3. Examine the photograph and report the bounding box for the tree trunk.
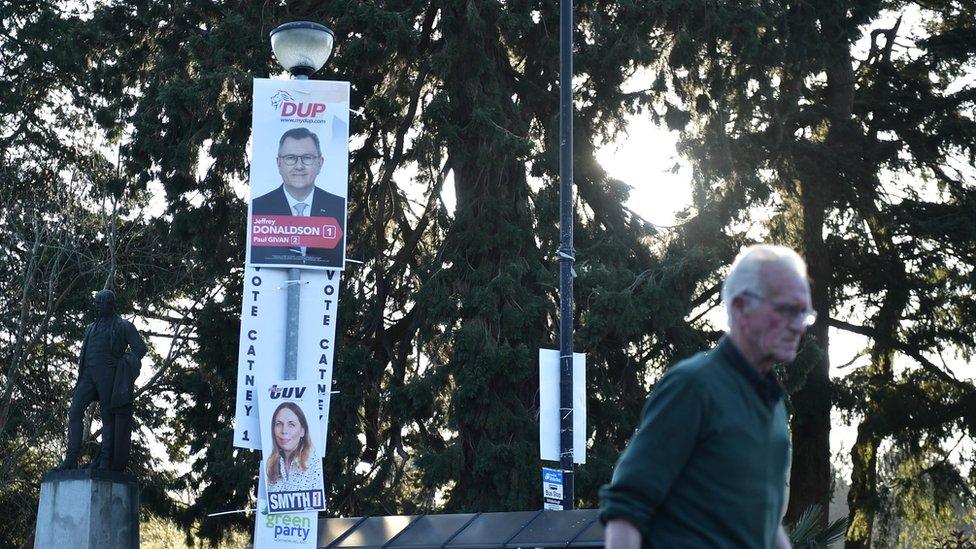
[786,194,832,523]
[844,190,910,548]
[786,3,855,523]
[845,423,881,549]
[434,2,546,511]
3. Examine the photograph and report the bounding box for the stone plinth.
[35,468,139,549]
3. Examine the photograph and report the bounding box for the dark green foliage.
[617,0,976,546]
[0,2,716,542]
[2,1,974,547]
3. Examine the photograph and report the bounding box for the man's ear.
[729,295,749,320]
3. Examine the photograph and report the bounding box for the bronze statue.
[57,289,147,471]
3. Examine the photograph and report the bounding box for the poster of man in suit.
[247,78,349,270]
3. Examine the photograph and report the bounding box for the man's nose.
[787,314,806,332]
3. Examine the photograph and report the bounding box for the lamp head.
[270,21,335,77]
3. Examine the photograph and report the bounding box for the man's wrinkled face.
[277,137,323,199]
[736,266,812,366]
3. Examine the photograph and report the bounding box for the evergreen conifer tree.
[2,2,973,546]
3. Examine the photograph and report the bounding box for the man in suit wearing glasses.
[250,127,345,268]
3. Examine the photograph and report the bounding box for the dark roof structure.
[316,509,604,549]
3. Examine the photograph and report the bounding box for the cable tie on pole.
[555,249,577,278]
[207,508,255,517]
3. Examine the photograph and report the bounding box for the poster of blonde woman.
[259,381,326,513]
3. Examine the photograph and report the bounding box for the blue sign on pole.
[542,467,564,510]
[543,468,562,484]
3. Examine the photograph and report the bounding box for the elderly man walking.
[600,244,815,548]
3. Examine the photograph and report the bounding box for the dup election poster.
[233,266,339,450]
[259,380,327,514]
[247,77,349,270]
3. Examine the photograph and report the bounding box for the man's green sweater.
[599,337,791,548]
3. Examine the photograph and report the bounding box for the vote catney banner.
[233,266,339,449]
[259,380,327,514]
[246,77,350,271]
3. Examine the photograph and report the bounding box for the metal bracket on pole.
[556,249,577,277]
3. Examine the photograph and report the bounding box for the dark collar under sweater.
[715,336,785,407]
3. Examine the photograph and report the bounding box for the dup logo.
[271,90,327,118]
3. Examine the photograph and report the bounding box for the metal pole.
[284,267,301,379]
[283,73,310,381]
[558,0,575,510]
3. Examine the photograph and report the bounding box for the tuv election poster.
[258,380,327,514]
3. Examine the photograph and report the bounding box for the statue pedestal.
[35,469,139,549]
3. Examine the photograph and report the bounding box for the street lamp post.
[558,0,575,510]
[269,21,336,381]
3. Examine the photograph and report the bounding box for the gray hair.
[722,244,807,323]
[279,127,322,155]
